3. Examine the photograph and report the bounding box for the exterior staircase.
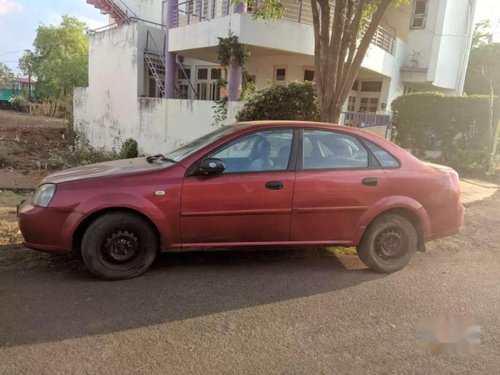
[86,0,135,24]
[144,51,166,97]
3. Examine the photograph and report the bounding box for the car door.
[180,128,297,246]
[291,128,388,243]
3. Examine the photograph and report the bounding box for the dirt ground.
[0,109,69,189]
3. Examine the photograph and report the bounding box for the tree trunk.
[320,102,342,123]
[488,79,497,172]
[312,0,392,124]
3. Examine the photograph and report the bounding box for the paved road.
[0,194,499,374]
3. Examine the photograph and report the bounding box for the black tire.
[81,212,158,280]
[357,213,417,273]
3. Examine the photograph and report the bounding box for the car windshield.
[163,126,240,162]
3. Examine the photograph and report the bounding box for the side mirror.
[199,158,225,175]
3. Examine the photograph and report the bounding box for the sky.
[0,0,499,75]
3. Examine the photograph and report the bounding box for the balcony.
[172,0,395,55]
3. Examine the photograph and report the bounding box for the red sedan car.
[18,121,464,280]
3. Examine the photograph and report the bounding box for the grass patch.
[327,246,357,256]
[0,190,31,207]
[0,191,31,245]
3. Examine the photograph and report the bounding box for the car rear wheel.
[357,213,417,273]
[81,212,158,280]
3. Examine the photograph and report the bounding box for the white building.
[74,0,476,153]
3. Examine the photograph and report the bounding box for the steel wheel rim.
[100,230,141,266]
[374,227,407,261]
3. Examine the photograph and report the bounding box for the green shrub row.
[391,93,499,170]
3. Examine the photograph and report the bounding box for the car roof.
[235,120,345,129]
[234,120,379,139]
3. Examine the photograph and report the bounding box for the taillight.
[448,170,460,198]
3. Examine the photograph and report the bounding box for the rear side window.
[303,130,369,169]
[363,140,400,168]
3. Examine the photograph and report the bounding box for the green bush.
[119,138,139,159]
[237,81,319,122]
[9,96,29,112]
[391,93,499,170]
[65,146,119,168]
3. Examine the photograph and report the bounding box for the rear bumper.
[426,202,465,241]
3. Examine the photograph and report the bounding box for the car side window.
[363,139,400,168]
[210,129,294,173]
[303,129,369,169]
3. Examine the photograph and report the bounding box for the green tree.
[470,20,493,49]
[464,22,500,171]
[0,63,14,87]
[19,16,89,104]
[249,0,408,122]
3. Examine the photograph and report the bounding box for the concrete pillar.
[228,56,242,101]
[164,0,178,99]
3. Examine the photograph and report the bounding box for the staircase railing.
[145,30,167,97]
[87,0,137,24]
[145,30,199,99]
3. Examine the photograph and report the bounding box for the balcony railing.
[173,0,230,27]
[172,0,396,55]
[341,111,392,128]
[366,23,395,54]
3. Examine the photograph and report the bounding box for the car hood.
[41,157,167,185]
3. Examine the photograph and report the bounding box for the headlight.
[33,184,57,207]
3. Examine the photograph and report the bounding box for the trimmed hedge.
[236,81,319,122]
[391,93,499,170]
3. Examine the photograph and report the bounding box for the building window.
[352,80,359,91]
[347,96,356,112]
[211,68,221,80]
[359,97,379,113]
[176,66,191,99]
[304,69,315,81]
[410,0,427,29]
[196,66,220,101]
[360,81,382,92]
[274,67,287,83]
[197,68,208,80]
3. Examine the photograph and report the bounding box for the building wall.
[75,22,243,154]
[406,0,475,92]
[381,3,412,42]
[75,91,242,153]
[118,0,164,24]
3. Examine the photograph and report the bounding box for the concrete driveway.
[460,179,498,204]
[0,189,499,374]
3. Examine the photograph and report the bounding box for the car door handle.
[362,177,378,186]
[265,181,284,190]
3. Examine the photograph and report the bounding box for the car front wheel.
[357,213,417,273]
[81,212,158,280]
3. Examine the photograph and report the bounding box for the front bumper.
[17,201,79,254]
